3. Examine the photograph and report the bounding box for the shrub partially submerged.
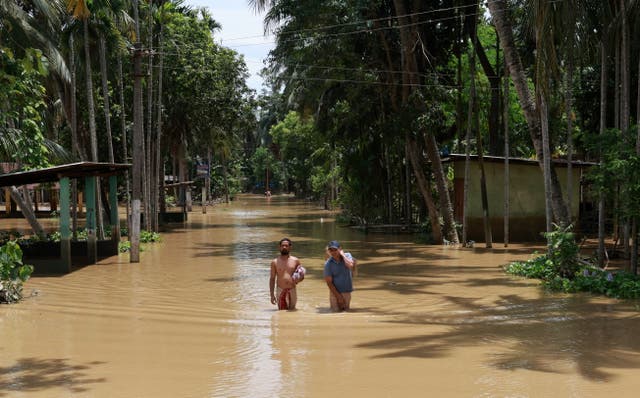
[505,225,640,299]
[0,241,34,304]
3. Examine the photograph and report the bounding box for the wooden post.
[4,188,10,214]
[202,185,206,214]
[34,188,40,212]
[78,190,84,216]
[109,175,120,245]
[85,176,97,263]
[59,177,72,272]
[181,185,187,220]
[50,188,58,212]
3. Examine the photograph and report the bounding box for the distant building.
[444,154,595,242]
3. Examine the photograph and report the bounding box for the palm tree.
[67,0,106,240]
[487,0,570,228]
[66,1,98,162]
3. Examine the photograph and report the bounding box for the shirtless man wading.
[269,238,305,310]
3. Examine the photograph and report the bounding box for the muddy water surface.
[1,195,640,397]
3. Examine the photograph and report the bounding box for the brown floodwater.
[1,194,640,397]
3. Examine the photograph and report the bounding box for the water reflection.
[1,194,639,397]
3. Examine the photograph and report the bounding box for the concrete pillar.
[109,175,120,245]
[59,177,71,272]
[85,176,97,263]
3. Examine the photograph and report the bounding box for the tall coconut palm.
[487,0,570,228]
[152,0,173,232]
[66,0,106,239]
[66,1,98,162]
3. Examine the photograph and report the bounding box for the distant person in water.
[270,238,305,310]
[324,240,356,311]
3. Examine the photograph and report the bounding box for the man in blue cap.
[323,240,357,311]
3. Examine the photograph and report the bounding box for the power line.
[154,4,496,51]
[142,61,490,90]
[219,2,482,43]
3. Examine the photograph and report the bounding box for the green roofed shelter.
[0,162,131,273]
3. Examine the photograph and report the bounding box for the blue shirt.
[324,253,354,293]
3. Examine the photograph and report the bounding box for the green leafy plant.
[140,231,161,243]
[544,224,581,278]
[0,241,34,303]
[118,241,131,253]
[0,231,23,246]
[505,225,640,299]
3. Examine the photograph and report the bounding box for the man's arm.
[269,261,277,304]
[340,250,355,270]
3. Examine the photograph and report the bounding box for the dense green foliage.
[0,46,59,167]
[0,241,34,303]
[505,226,640,299]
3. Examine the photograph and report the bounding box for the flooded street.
[1,194,640,397]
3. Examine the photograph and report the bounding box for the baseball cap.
[328,240,340,249]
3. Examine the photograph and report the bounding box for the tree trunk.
[69,33,81,159]
[565,57,574,220]
[621,0,631,261]
[10,187,45,238]
[117,51,130,234]
[83,19,97,162]
[406,139,442,244]
[83,18,105,240]
[145,19,154,233]
[634,21,640,273]
[99,35,114,163]
[205,149,211,210]
[597,38,609,267]
[477,118,493,248]
[98,34,114,242]
[503,59,510,247]
[462,37,475,245]
[540,91,553,245]
[423,131,458,244]
[69,33,80,240]
[393,0,458,243]
[223,158,230,205]
[404,143,411,225]
[154,23,166,233]
[384,143,393,223]
[637,37,640,155]
[487,0,569,226]
[468,14,500,155]
[470,12,492,247]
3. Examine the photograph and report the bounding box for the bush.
[118,241,131,253]
[0,241,34,304]
[505,254,556,280]
[545,224,581,278]
[140,231,161,243]
[505,225,640,299]
[118,230,161,253]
